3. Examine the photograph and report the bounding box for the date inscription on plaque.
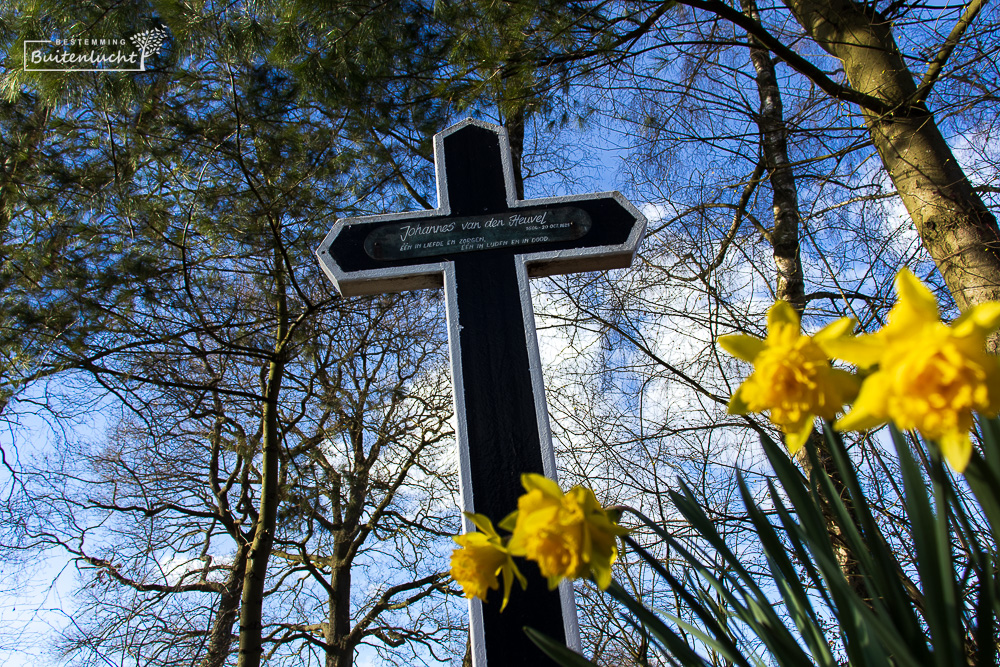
[363,206,592,261]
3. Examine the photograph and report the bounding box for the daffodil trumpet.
[718,300,859,454]
[501,473,629,591]
[450,512,525,611]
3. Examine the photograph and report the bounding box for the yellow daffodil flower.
[500,473,628,590]
[450,512,525,610]
[718,301,859,455]
[827,269,1000,472]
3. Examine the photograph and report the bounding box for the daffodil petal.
[453,531,488,548]
[499,557,526,612]
[813,316,857,342]
[952,301,1000,339]
[834,409,883,433]
[512,559,527,589]
[835,372,890,432]
[936,430,973,473]
[784,418,813,455]
[718,334,765,362]
[890,268,940,331]
[590,554,613,590]
[500,575,512,611]
[822,333,886,368]
[497,510,518,533]
[464,512,501,540]
[520,473,564,499]
[767,300,800,330]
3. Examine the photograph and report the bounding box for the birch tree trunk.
[782,0,1000,343]
[740,0,878,600]
[741,0,806,313]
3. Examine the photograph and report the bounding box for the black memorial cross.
[317,119,645,666]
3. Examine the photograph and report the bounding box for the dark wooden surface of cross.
[317,119,645,666]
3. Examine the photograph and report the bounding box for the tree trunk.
[237,246,289,667]
[783,0,1000,345]
[505,110,527,200]
[463,637,473,667]
[236,356,284,667]
[742,0,806,313]
[200,545,249,667]
[324,540,354,667]
[795,430,871,598]
[741,0,873,601]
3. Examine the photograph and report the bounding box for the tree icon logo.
[129,26,168,71]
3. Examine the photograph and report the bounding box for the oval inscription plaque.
[363,206,592,261]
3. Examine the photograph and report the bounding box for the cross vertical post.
[317,119,646,666]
